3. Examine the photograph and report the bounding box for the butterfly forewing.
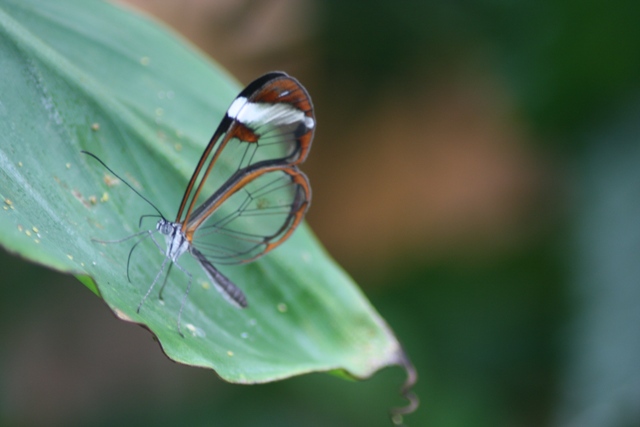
[188,167,310,265]
[235,74,314,166]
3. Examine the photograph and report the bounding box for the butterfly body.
[157,219,189,262]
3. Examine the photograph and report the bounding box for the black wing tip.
[237,71,294,99]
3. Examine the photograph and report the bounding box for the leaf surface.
[0,0,411,388]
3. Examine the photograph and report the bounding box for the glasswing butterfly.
[84,71,315,336]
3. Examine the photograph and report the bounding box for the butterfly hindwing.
[188,166,310,264]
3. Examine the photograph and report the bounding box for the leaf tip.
[389,350,419,425]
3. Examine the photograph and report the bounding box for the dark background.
[2,0,640,426]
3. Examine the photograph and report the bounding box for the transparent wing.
[187,166,310,265]
[176,72,314,225]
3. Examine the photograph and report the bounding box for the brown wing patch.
[229,122,259,143]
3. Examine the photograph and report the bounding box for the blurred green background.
[2,0,640,426]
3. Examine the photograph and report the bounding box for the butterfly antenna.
[81,151,165,218]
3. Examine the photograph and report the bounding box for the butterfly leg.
[148,230,166,255]
[137,255,170,314]
[169,260,192,338]
[91,228,151,245]
[91,229,156,283]
[145,230,174,300]
[145,230,193,336]
[158,262,173,302]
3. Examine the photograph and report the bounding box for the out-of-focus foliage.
[321,0,640,138]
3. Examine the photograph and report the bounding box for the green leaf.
[0,0,414,396]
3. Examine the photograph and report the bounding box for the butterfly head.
[156,218,176,236]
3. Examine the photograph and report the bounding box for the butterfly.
[83,71,315,335]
